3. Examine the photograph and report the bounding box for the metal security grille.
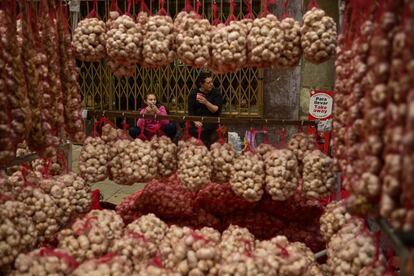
[74,0,264,116]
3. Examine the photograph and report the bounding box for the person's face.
[146,94,157,106]
[201,77,213,92]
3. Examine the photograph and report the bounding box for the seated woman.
[129,94,177,140]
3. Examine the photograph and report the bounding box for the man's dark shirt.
[188,88,223,117]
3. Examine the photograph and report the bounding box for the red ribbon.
[98,253,117,264]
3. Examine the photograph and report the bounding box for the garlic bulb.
[72,18,106,62]
[301,8,337,64]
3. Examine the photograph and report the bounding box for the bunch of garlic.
[72,18,106,62]
[126,213,168,245]
[230,152,265,202]
[255,143,275,161]
[17,186,60,242]
[161,226,221,275]
[264,149,299,200]
[106,13,143,77]
[277,17,302,68]
[219,225,256,260]
[110,139,158,185]
[176,12,211,68]
[78,137,109,184]
[177,138,212,191]
[57,172,91,213]
[247,14,284,67]
[302,150,335,199]
[58,210,124,262]
[288,133,316,163]
[152,136,178,178]
[210,142,236,183]
[158,225,192,270]
[210,21,248,73]
[142,15,176,67]
[320,200,352,242]
[12,248,78,275]
[327,219,385,275]
[301,7,337,64]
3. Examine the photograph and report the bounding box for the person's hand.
[145,106,153,113]
[152,105,160,114]
[196,94,208,105]
[194,121,203,128]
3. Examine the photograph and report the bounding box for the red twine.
[225,0,237,25]
[276,243,290,257]
[280,128,287,147]
[244,0,254,19]
[196,0,202,15]
[196,125,203,144]
[263,128,270,144]
[216,126,225,144]
[212,1,221,25]
[75,216,98,235]
[282,0,289,18]
[90,189,102,210]
[38,248,79,269]
[307,0,319,10]
[138,119,147,140]
[150,254,164,268]
[261,0,276,17]
[247,128,255,152]
[157,0,168,16]
[184,121,191,140]
[183,0,194,12]
[98,253,117,264]
[125,0,134,15]
[140,0,151,14]
[86,0,98,18]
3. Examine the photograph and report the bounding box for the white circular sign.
[309,93,333,119]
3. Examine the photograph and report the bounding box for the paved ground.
[71,145,145,205]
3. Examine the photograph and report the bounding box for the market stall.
[1,0,413,275]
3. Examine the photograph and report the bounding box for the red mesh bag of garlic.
[319,200,352,243]
[175,0,211,68]
[159,226,221,275]
[57,210,124,262]
[56,5,85,143]
[210,0,247,73]
[209,130,236,183]
[302,149,335,199]
[142,0,176,68]
[301,1,337,64]
[246,0,284,68]
[275,1,302,68]
[0,2,32,165]
[110,214,166,271]
[12,247,79,275]
[151,135,178,178]
[195,182,256,216]
[264,148,299,201]
[72,0,106,62]
[116,190,144,224]
[140,174,197,219]
[109,137,158,185]
[230,151,265,202]
[78,120,110,184]
[17,0,57,156]
[177,136,212,191]
[106,0,143,77]
[327,219,386,275]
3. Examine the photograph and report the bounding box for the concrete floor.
[71,145,146,205]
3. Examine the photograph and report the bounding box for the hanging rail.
[86,109,318,126]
